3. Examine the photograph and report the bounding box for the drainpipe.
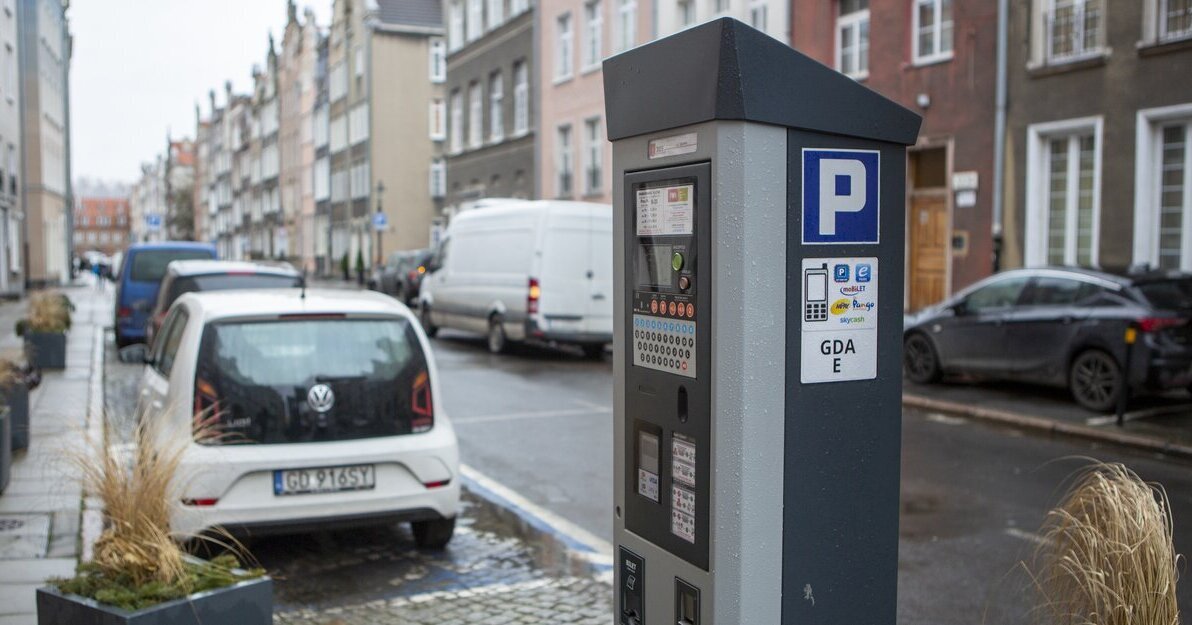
[991,0,1009,273]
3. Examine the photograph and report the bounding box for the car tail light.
[117,306,132,318]
[408,270,418,281]
[423,480,451,489]
[1138,317,1186,333]
[527,278,540,315]
[182,498,219,507]
[193,377,219,420]
[411,371,433,433]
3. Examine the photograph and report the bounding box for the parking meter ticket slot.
[800,258,879,384]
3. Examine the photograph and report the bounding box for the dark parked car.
[377,249,431,304]
[146,260,303,345]
[903,267,1192,412]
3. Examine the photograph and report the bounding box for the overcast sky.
[69,1,332,184]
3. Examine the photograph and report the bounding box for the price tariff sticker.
[672,485,696,516]
[672,436,696,465]
[671,508,696,543]
[672,459,696,488]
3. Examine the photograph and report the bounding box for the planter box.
[37,576,272,625]
[25,332,66,370]
[6,383,28,450]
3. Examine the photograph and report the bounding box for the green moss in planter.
[49,554,264,612]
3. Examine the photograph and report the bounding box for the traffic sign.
[145,214,163,231]
[802,149,880,244]
[372,212,388,231]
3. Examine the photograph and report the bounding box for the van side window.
[155,308,189,378]
[433,239,450,271]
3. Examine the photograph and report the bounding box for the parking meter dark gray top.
[605,17,920,625]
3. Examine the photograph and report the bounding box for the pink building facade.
[537,0,652,205]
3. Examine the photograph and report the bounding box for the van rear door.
[539,211,613,338]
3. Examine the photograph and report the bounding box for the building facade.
[326,0,444,275]
[0,0,22,296]
[444,0,535,209]
[164,138,195,240]
[656,0,789,42]
[279,2,320,272]
[17,0,70,286]
[72,181,130,256]
[248,46,282,259]
[1003,0,1192,274]
[129,157,165,243]
[792,0,997,311]
[192,105,211,244]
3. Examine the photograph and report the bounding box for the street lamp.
[375,180,386,267]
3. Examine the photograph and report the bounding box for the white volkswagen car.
[136,288,460,548]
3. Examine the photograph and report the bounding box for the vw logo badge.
[307,384,335,413]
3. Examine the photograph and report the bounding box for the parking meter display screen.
[638,430,660,502]
[639,245,673,287]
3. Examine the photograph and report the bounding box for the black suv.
[903,267,1192,412]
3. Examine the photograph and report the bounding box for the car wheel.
[487,316,507,354]
[1069,349,1122,413]
[581,344,605,360]
[903,333,942,384]
[411,517,456,550]
[420,305,439,338]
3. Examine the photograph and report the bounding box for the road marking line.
[452,405,611,424]
[461,463,614,569]
[1004,527,1048,546]
[925,412,967,426]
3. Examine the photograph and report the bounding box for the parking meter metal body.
[605,19,921,625]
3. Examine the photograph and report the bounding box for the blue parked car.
[114,242,216,347]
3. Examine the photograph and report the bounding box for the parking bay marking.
[451,405,612,425]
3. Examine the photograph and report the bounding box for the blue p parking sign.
[802,149,880,245]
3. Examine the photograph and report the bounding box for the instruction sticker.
[636,185,694,236]
[648,132,698,159]
[800,258,878,383]
[671,508,696,543]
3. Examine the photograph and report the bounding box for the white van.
[417,200,612,356]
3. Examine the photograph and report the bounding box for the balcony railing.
[1045,0,1105,64]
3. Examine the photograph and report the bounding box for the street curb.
[79,318,106,562]
[460,464,614,576]
[902,393,1192,460]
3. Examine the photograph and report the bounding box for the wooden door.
[908,192,948,311]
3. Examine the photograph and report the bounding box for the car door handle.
[592,293,606,301]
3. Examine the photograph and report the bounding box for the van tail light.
[117,306,132,319]
[182,498,219,507]
[408,270,418,282]
[527,278,540,315]
[411,371,433,433]
[423,480,451,489]
[1138,317,1187,333]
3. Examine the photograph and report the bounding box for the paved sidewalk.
[0,286,107,625]
[904,378,1192,458]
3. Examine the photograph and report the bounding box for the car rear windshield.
[163,273,302,310]
[194,317,433,445]
[131,250,214,282]
[1135,279,1192,312]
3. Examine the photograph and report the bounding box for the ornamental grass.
[1030,462,1182,625]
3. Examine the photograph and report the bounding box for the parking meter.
[605,19,921,625]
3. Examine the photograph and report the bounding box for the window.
[329,63,347,101]
[489,72,504,143]
[511,0,529,15]
[153,307,189,378]
[350,161,370,199]
[3,44,12,100]
[964,277,1028,312]
[557,125,573,197]
[714,0,731,14]
[913,0,953,63]
[468,82,483,149]
[1136,107,1192,272]
[749,0,767,31]
[556,13,574,81]
[430,98,447,141]
[1161,0,1192,40]
[430,159,446,198]
[1026,118,1102,267]
[678,0,695,27]
[450,89,464,154]
[354,47,364,78]
[1046,0,1104,63]
[329,114,347,152]
[513,61,529,136]
[315,157,330,200]
[1019,277,1089,306]
[584,117,603,195]
[449,0,465,51]
[429,38,446,82]
[584,1,603,69]
[487,0,504,29]
[467,0,484,41]
[616,0,636,52]
[7,210,16,270]
[349,103,369,145]
[837,0,869,79]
